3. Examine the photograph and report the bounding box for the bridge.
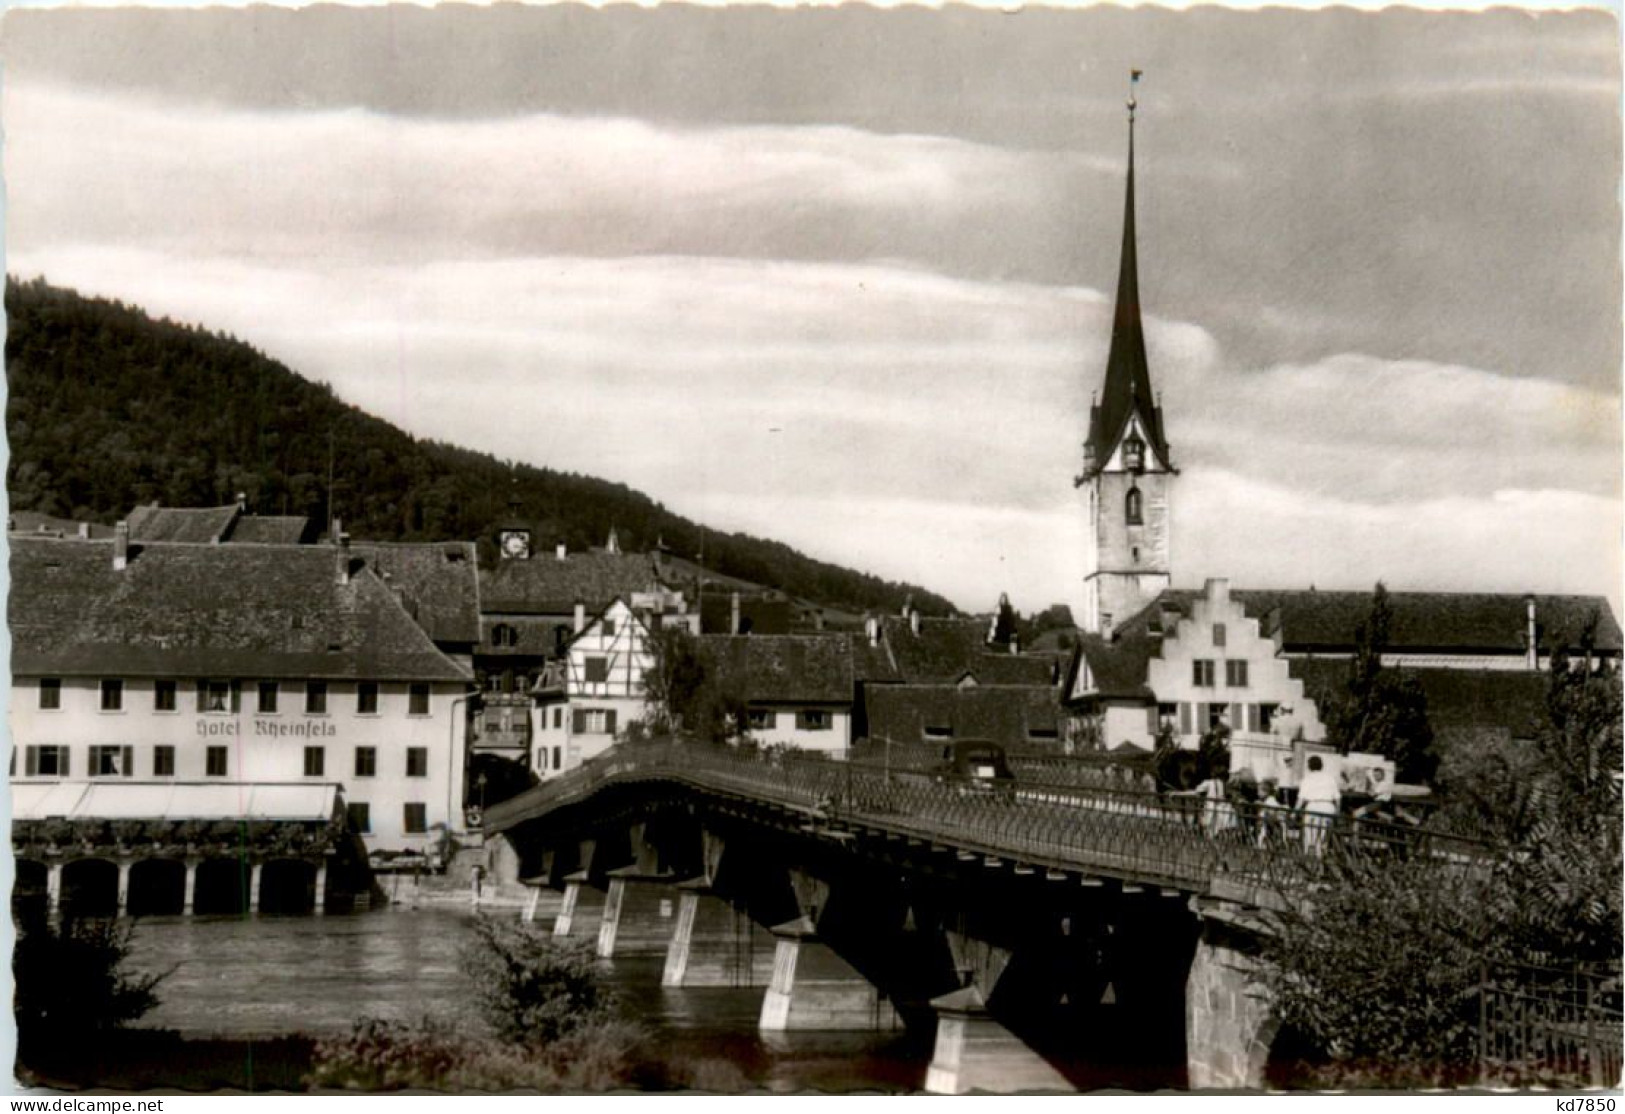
[485,740,1491,1092]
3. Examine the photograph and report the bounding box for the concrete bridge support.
[553,871,607,940]
[759,915,901,1032]
[925,984,1073,1094]
[662,882,777,988]
[1185,899,1278,1091]
[596,867,685,958]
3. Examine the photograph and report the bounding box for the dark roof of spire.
[1084,110,1172,475]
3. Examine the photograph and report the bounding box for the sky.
[2,5,1620,616]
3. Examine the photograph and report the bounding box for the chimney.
[573,600,587,633]
[77,522,90,540]
[730,592,741,636]
[336,531,353,585]
[909,608,921,636]
[865,615,880,647]
[555,542,567,562]
[1525,595,1538,671]
[606,527,620,555]
[113,521,130,571]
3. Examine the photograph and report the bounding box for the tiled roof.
[10,537,470,682]
[1288,658,1550,737]
[352,541,481,645]
[864,684,1062,750]
[850,633,901,683]
[1117,588,1622,655]
[697,634,854,705]
[229,516,316,545]
[481,615,573,658]
[8,512,115,539]
[127,503,240,544]
[879,616,1055,685]
[1071,632,1157,700]
[480,551,664,615]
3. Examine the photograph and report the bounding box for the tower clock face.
[500,530,531,559]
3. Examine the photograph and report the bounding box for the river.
[123,908,933,1093]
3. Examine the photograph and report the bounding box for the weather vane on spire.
[1128,68,1142,122]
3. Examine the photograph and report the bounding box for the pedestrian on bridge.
[1298,755,1341,853]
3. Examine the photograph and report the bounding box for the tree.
[989,593,1019,646]
[641,627,745,743]
[1319,584,1437,783]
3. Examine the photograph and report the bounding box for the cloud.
[3,80,1080,270]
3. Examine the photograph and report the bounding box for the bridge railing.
[486,740,1497,895]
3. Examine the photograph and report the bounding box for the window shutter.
[25,747,37,777]
[1231,703,1244,732]
[196,680,208,712]
[1146,706,1158,733]
[59,747,69,777]
[1179,703,1192,736]
[605,710,617,736]
[571,709,586,734]
[1246,704,1259,733]
[230,681,242,713]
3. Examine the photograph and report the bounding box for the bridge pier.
[925,984,1074,1094]
[662,881,777,988]
[553,870,606,941]
[1185,898,1277,1091]
[759,916,901,1032]
[597,868,684,958]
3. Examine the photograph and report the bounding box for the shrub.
[459,916,616,1045]
[14,913,167,1067]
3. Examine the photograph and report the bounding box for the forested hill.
[4,277,956,617]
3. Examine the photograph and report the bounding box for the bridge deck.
[486,741,1494,897]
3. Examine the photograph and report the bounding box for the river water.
[123,908,932,1093]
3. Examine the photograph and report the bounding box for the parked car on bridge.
[936,740,1015,796]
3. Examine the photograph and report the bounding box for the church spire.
[1081,70,1172,482]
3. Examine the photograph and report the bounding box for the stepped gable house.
[10,528,473,853]
[1064,96,1620,771]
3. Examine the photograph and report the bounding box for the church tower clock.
[1076,73,1176,635]
[497,486,532,561]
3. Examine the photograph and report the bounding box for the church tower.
[1076,74,1176,636]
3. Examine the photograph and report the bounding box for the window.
[202,680,232,713]
[357,682,379,715]
[796,709,833,731]
[306,681,328,715]
[259,681,279,714]
[1157,702,1179,726]
[409,683,430,716]
[154,680,177,712]
[1225,660,1249,688]
[154,746,175,777]
[571,708,616,735]
[552,707,562,729]
[355,747,377,777]
[304,746,325,777]
[1204,703,1229,732]
[583,657,609,684]
[747,709,777,731]
[491,624,517,647]
[551,745,562,771]
[601,619,616,638]
[923,724,952,740]
[403,803,428,834]
[406,747,428,778]
[206,746,228,777]
[1125,487,1143,526]
[25,745,68,777]
[1192,660,1215,687]
[1212,623,1227,648]
[90,745,133,777]
[38,679,61,710]
[100,678,124,711]
[1251,703,1279,734]
[348,802,371,834]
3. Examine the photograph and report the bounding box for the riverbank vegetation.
[1262,626,1622,1088]
[307,914,748,1092]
